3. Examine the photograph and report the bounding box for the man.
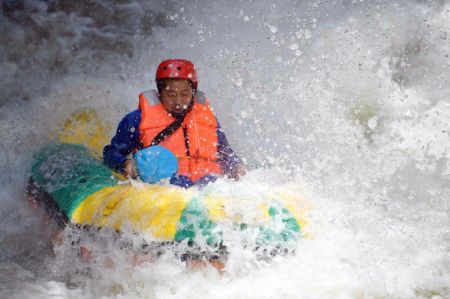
[104,59,244,187]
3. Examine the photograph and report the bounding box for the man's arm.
[216,121,245,179]
[103,110,141,173]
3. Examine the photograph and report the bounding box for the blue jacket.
[103,109,242,188]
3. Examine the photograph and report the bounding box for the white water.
[0,0,449,298]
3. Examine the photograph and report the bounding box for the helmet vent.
[163,66,167,70]
[177,66,182,70]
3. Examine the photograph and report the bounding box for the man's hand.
[124,159,138,178]
[229,164,246,181]
[235,164,246,180]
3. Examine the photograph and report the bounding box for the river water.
[0,1,449,298]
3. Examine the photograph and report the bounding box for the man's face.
[160,79,193,115]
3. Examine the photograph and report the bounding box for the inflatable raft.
[27,109,309,259]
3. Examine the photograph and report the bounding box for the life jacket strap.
[149,101,193,147]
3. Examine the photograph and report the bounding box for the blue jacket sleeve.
[103,109,141,173]
[216,120,243,178]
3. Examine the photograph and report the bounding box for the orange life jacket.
[138,90,223,182]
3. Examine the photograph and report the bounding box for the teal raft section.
[175,197,303,250]
[30,143,304,252]
[30,143,118,218]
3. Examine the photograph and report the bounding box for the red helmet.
[155,59,198,90]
